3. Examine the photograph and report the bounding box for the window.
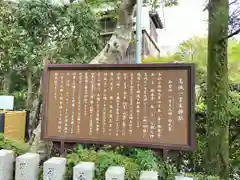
[99,18,117,33]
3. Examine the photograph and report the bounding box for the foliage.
[0,0,239,178]
[0,133,29,156]
[49,2,103,63]
[192,90,239,179]
[147,37,240,85]
[61,145,219,180]
[142,37,240,178]
[89,0,179,10]
[14,0,103,63]
[205,2,229,176]
[143,54,179,63]
[183,173,220,180]
[228,91,240,172]
[0,132,227,179]
[175,37,240,84]
[0,0,103,108]
[145,0,178,10]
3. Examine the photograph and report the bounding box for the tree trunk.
[26,69,33,110]
[3,69,12,93]
[204,0,229,179]
[90,0,136,64]
[29,0,136,160]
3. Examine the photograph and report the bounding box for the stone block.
[105,166,125,180]
[15,153,40,180]
[43,157,66,180]
[0,149,14,180]
[140,171,158,180]
[73,162,95,180]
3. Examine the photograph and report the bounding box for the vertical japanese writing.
[96,72,101,134]
[122,72,128,137]
[84,72,89,117]
[102,72,108,134]
[168,79,173,132]
[108,72,114,135]
[177,77,184,121]
[19,162,26,179]
[49,68,190,145]
[64,72,70,135]
[46,168,54,180]
[136,73,141,128]
[70,73,76,134]
[89,72,95,136]
[115,72,121,136]
[129,73,134,135]
[149,72,156,139]
[142,72,149,138]
[76,172,87,180]
[53,73,58,100]
[77,72,82,133]
[58,74,64,133]
[156,72,162,138]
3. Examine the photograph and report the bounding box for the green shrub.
[62,145,220,180]
[64,145,163,180]
[184,173,220,180]
[0,134,221,180]
[0,133,29,155]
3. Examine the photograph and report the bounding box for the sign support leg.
[60,141,65,154]
[163,149,168,161]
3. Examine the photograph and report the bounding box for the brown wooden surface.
[42,63,195,151]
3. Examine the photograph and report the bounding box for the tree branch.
[203,0,210,11]
[225,27,240,39]
[229,0,238,6]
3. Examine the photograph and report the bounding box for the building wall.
[99,6,160,45]
[142,31,160,58]
[132,6,159,43]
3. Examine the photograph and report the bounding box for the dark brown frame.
[42,63,196,151]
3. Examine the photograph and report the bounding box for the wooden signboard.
[42,63,195,151]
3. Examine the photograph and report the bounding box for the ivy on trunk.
[204,0,230,179]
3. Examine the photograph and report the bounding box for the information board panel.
[42,63,195,151]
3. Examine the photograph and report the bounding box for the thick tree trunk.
[26,70,33,109]
[90,0,136,64]
[29,0,136,160]
[3,69,12,93]
[204,0,229,179]
[29,57,53,160]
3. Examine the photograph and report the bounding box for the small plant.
[0,133,29,156]
[184,173,220,180]
[62,145,220,180]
